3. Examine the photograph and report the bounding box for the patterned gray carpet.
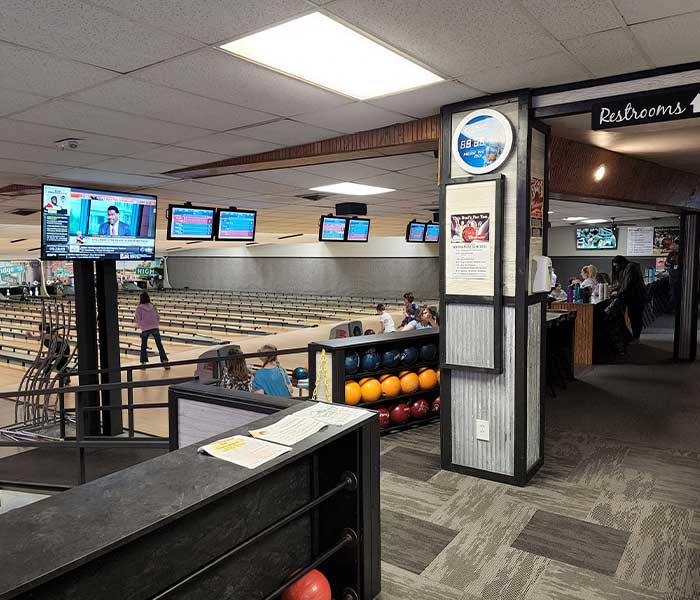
[378,419,699,599]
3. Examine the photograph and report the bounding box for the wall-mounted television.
[406,221,426,242]
[576,226,618,250]
[41,184,157,261]
[319,215,347,242]
[346,217,370,242]
[424,222,440,243]
[215,209,257,241]
[167,205,215,241]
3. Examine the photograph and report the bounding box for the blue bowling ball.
[419,343,438,362]
[400,346,419,365]
[360,348,381,371]
[344,351,360,374]
[292,367,308,380]
[381,349,401,369]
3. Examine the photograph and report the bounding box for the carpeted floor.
[377,325,700,600]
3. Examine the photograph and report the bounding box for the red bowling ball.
[378,407,391,429]
[410,399,429,419]
[389,402,410,425]
[282,570,331,600]
[431,396,440,414]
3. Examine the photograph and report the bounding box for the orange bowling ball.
[418,368,437,390]
[399,372,420,394]
[381,375,401,398]
[344,381,361,405]
[359,377,373,386]
[360,378,382,403]
[436,368,440,384]
[379,374,392,382]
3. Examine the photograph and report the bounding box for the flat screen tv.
[346,217,370,242]
[406,221,426,243]
[41,184,157,261]
[319,216,347,241]
[215,209,257,241]
[424,222,440,243]
[576,226,618,250]
[167,205,215,240]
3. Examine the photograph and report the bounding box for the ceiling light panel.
[310,182,394,196]
[220,13,443,100]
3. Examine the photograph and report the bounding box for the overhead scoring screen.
[347,218,370,242]
[319,216,347,241]
[168,205,215,240]
[216,209,257,241]
[424,223,440,243]
[41,185,157,261]
[406,222,426,242]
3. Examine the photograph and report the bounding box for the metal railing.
[0,346,310,486]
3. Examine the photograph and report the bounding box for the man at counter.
[610,255,647,340]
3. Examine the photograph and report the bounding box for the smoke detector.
[55,138,82,151]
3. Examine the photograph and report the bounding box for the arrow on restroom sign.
[691,93,700,113]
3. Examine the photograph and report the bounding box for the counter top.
[0,399,374,599]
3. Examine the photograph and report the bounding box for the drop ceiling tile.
[354,172,430,190]
[0,141,107,167]
[459,52,591,93]
[11,101,211,145]
[240,169,341,188]
[368,80,482,118]
[0,88,50,117]
[49,168,172,187]
[357,153,436,171]
[86,157,184,176]
[296,162,390,181]
[68,78,275,131]
[135,48,348,116]
[294,103,412,134]
[89,0,311,44]
[521,0,624,40]
[613,0,700,24]
[630,13,700,67]
[174,174,296,195]
[179,132,282,156]
[0,0,203,73]
[397,162,438,181]
[323,0,561,77]
[0,159,75,176]
[0,41,116,97]
[235,119,340,145]
[127,145,229,165]
[153,179,256,198]
[563,28,652,77]
[0,118,160,156]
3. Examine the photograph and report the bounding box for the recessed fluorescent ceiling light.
[310,182,394,196]
[219,12,443,100]
[562,216,588,222]
[581,218,608,224]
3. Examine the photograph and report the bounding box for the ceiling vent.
[10,208,39,216]
[297,193,328,201]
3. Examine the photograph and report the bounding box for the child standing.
[376,303,396,333]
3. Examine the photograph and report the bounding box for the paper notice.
[297,403,366,427]
[198,435,291,469]
[250,414,326,446]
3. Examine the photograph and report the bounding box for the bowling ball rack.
[309,328,440,436]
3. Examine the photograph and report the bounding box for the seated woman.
[218,348,253,392]
[549,283,568,302]
[401,305,438,331]
[580,264,598,290]
[253,344,293,397]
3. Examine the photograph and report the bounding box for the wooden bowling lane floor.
[377,423,700,600]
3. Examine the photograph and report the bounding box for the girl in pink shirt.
[134,292,169,368]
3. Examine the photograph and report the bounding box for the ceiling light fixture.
[310,182,394,196]
[220,12,444,100]
[562,217,588,222]
[580,218,608,224]
[593,165,606,181]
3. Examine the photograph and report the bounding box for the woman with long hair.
[219,348,253,392]
[252,344,293,396]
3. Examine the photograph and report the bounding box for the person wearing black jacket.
[610,255,647,339]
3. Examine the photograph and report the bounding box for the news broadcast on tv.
[41,185,157,260]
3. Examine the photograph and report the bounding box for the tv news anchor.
[98,205,129,236]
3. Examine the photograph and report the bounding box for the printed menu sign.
[627,227,654,256]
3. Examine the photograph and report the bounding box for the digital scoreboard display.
[424,223,440,243]
[319,216,347,241]
[406,222,426,242]
[216,209,256,241]
[346,218,370,242]
[167,205,215,240]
